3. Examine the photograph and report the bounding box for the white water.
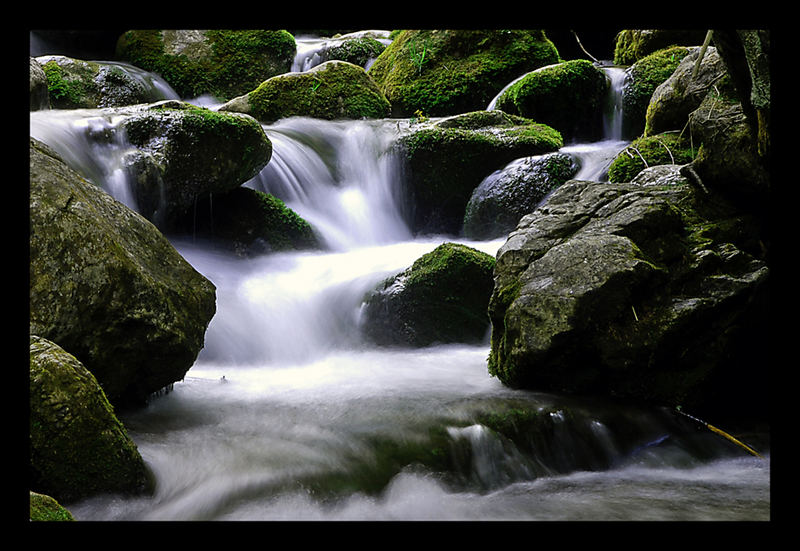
[31,50,769,521]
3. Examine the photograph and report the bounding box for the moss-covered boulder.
[174,186,319,256]
[118,100,272,227]
[305,34,388,69]
[30,336,151,503]
[620,46,692,138]
[488,178,769,423]
[30,492,74,521]
[613,29,709,65]
[396,110,563,235]
[115,29,296,101]
[368,30,560,117]
[30,57,50,110]
[361,243,496,347]
[644,46,728,137]
[30,137,216,406]
[463,152,579,240]
[219,60,391,123]
[607,132,697,183]
[36,55,176,109]
[493,59,610,142]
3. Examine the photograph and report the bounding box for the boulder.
[488,178,768,423]
[493,59,610,142]
[620,46,692,139]
[396,110,563,235]
[463,152,579,240]
[29,57,50,110]
[219,60,391,123]
[30,137,216,406]
[118,100,272,227]
[30,336,151,503]
[36,55,173,109]
[174,186,320,256]
[613,30,709,65]
[607,131,696,183]
[115,29,296,100]
[30,492,74,522]
[645,46,727,136]
[368,30,560,117]
[361,243,496,347]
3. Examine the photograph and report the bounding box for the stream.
[29,37,770,521]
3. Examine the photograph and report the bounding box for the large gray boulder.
[488,176,768,422]
[30,137,217,406]
[644,46,727,136]
[30,336,151,503]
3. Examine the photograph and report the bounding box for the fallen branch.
[675,407,764,459]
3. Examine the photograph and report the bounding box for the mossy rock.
[621,46,692,138]
[397,110,563,234]
[176,187,319,255]
[115,29,296,101]
[221,60,391,123]
[368,30,560,117]
[493,59,610,142]
[488,179,769,423]
[607,132,697,183]
[30,336,151,503]
[119,101,272,226]
[37,55,179,109]
[30,137,216,406]
[463,152,579,240]
[30,492,74,521]
[361,242,496,347]
[318,35,387,67]
[613,29,709,65]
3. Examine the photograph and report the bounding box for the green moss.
[30,492,74,521]
[116,30,295,101]
[246,61,390,122]
[607,132,697,183]
[41,59,93,108]
[368,30,560,117]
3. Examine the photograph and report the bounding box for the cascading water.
[31,42,769,521]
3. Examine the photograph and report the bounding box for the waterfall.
[31,42,769,522]
[246,117,412,250]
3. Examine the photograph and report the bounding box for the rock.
[493,59,610,142]
[219,60,391,123]
[30,137,216,406]
[645,46,727,136]
[613,30,709,65]
[368,30,560,117]
[488,179,768,422]
[118,101,272,227]
[30,336,151,503]
[174,187,319,256]
[304,34,387,69]
[361,243,496,347]
[396,110,563,235]
[30,492,74,522]
[29,57,50,110]
[463,152,579,240]
[35,55,171,109]
[115,29,296,100]
[607,131,696,183]
[620,46,692,139]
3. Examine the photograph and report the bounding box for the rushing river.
[30,42,770,521]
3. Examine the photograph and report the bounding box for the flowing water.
[30,49,770,521]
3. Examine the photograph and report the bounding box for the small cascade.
[292,31,393,73]
[246,117,412,250]
[602,65,628,141]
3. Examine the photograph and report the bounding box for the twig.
[571,30,599,63]
[691,30,713,81]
